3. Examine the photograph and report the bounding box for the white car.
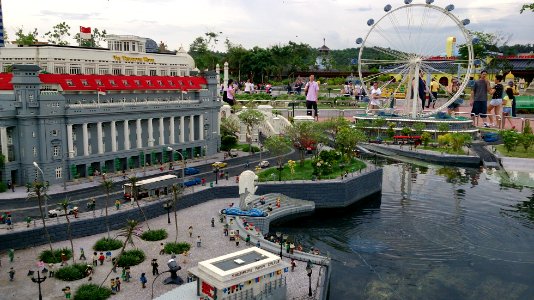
[258,160,270,168]
[229,149,239,157]
[48,205,78,217]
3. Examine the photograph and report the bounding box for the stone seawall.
[0,168,382,251]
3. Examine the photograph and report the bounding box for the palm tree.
[58,198,76,264]
[27,181,54,255]
[171,184,182,243]
[101,179,114,238]
[100,219,140,288]
[128,176,151,230]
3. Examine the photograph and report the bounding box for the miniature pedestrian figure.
[73,208,79,218]
[85,265,93,281]
[291,259,297,272]
[267,204,273,212]
[121,267,126,280]
[151,258,159,275]
[140,273,148,288]
[197,236,201,247]
[111,278,117,294]
[98,252,105,265]
[225,171,229,180]
[235,176,239,183]
[8,248,14,262]
[49,263,55,278]
[245,234,251,246]
[63,286,71,299]
[211,217,215,227]
[79,248,86,260]
[25,216,32,228]
[112,257,118,273]
[115,199,121,210]
[7,180,12,192]
[106,251,112,261]
[188,226,193,238]
[92,252,98,266]
[125,267,131,282]
[115,277,121,292]
[60,252,68,266]
[256,240,261,248]
[286,242,290,254]
[159,243,165,255]
[276,197,281,208]
[260,196,266,205]
[223,223,229,236]
[182,251,188,264]
[235,234,240,247]
[8,267,15,281]
[6,216,12,230]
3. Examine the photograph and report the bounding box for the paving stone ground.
[0,198,320,300]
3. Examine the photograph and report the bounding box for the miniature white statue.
[238,170,258,210]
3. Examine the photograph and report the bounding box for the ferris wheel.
[356,0,475,118]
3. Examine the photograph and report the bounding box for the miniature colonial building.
[189,247,290,300]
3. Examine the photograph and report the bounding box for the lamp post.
[28,269,47,300]
[167,147,185,188]
[276,232,288,259]
[33,162,48,215]
[163,200,172,224]
[213,167,219,185]
[306,261,313,297]
[203,123,209,163]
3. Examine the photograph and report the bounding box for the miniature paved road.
[0,198,321,300]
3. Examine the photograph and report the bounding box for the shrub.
[0,182,6,193]
[164,242,191,255]
[421,132,432,147]
[39,248,72,264]
[74,284,112,300]
[117,249,145,267]
[500,129,519,152]
[239,144,260,153]
[93,238,123,251]
[221,135,238,151]
[55,263,87,281]
[140,229,168,241]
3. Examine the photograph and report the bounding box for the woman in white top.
[244,79,252,94]
[369,82,382,112]
[227,79,236,106]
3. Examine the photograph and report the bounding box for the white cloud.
[2,0,532,51]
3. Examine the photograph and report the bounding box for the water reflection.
[273,162,534,299]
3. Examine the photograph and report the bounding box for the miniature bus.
[123,174,179,200]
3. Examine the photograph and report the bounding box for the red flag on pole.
[79,26,91,39]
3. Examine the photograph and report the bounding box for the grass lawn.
[257,158,366,182]
[495,145,534,159]
[418,145,468,155]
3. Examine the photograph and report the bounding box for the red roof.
[0,73,207,92]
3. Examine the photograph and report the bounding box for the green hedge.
[55,263,87,281]
[74,284,112,300]
[93,238,123,251]
[164,242,191,255]
[117,249,145,267]
[140,229,168,241]
[39,248,72,264]
[0,182,7,193]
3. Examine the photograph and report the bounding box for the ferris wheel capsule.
[367,19,375,26]
[404,0,413,4]
[425,0,434,4]
[472,37,480,44]
[474,59,481,67]
[445,4,455,11]
[384,4,392,12]
[462,19,470,26]
[355,38,363,45]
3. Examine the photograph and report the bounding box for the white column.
[199,116,204,140]
[159,117,165,145]
[82,123,89,156]
[136,119,142,148]
[148,118,154,147]
[111,121,117,152]
[189,115,194,142]
[0,127,9,162]
[124,120,130,150]
[97,122,104,154]
[66,125,74,158]
[179,116,185,143]
[169,117,175,144]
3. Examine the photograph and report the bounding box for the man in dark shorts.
[470,70,490,126]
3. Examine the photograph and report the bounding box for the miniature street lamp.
[28,268,47,300]
[306,260,313,297]
[163,200,173,224]
[276,232,288,258]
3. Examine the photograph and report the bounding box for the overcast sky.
[2,0,533,52]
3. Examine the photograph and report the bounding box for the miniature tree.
[238,109,265,154]
[101,180,114,238]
